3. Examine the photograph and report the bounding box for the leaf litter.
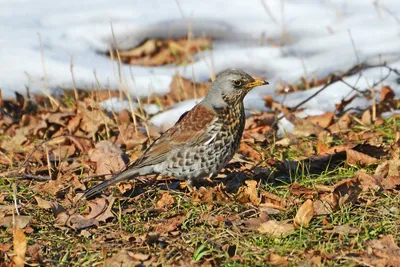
[0,67,399,266]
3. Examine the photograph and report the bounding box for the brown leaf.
[236,180,259,205]
[375,159,400,190]
[289,183,317,199]
[106,249,144,267]
[34,196,53,209]
[156,192,174,209]
[86,197,115,222]
[79,104,113,136]
[381,85,395,102]
[355,170,382,191]
[12,228,27,267]
[313,194,336,215]
[346,149,378,166]
[294,199,314,228]
[239,142,262,161]
[306,112,334,128]
[127,252,150,261]
[329,113,351,133]
[116,123,148,149]
[258,220,295,237]
[0,243,11,252]
[89,141,128,176]
[0,216,32,228]
[361,109,372,125]
[27,243,43,264]
[66,114,83,133]
[354,235,400,267]
[259,190,286,212]
[266,253,289,266]
[293,117,327,137]
[153,215,185,233]
[333,177,361,208]
[192,186,215,205]
[335,94,358,114]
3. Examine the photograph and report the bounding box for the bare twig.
[268,62,400,132]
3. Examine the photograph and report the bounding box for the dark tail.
[82,168,141,199]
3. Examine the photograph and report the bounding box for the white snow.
[1,0,400,131]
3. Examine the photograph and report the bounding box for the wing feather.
[133,103,217,168]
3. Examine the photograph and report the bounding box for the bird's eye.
[233,80,242,86]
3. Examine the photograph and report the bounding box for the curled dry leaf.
[13,227,27,267]
[116,123,148,149]
[381,85,395,102]
[191,186,230,205]
[355,170,382,191]
[156,192,175,209]
[329,113,351,133]
[294,199,314,228]
[86,197,115,222]
[236,180,259,205]
[258,220,295,237]
[346,149,378,166]
[333,177,361,208]
[89,140,129,176]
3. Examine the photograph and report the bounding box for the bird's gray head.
[204,69,268,107]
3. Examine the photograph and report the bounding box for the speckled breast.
[163,103,245,181]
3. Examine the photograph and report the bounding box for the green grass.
[0,117,399,266]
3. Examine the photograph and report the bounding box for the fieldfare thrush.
[83,69,268,199]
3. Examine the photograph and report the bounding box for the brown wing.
[133,103,217,168]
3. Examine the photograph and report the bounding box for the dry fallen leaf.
[289,183,317,199]
[152,215,186,234]
[333,177,361,207]
[355,170,382,192]
[89,140,129,176]
[306,112,334,128]
[0,216,32,229]
[294,199,314,228]
[86,197,115,222]
[156,192,175,209]
[346,149,378,166]
[106,249,151,267]
[258,220,295,237]
[0,243,12,252]
[381,85,395,103]
[236,180,260,205]
[12,227,27,267]
[353,235,400,267]
[266,253,289,266]
[34,196,53,209]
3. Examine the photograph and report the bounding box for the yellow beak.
[245,78,269,89]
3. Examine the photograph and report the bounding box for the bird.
[83,69,268,199]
